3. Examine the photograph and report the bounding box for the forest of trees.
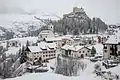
[53,11,107,35]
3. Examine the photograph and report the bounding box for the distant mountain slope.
[0,26,14,40]
[0,14,59,39]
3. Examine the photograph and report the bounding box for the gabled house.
[103,35,120,59]
[25,42,56,64]
[61,44,91,58]
[43,36,74,48]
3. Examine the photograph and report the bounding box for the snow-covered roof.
[45,37,62,42]
[88,43,103,54]
[39,30,54,35]
[5,47,20,57]
[38,42,56,50]
[105,30,120,44]
[106,64,120,74]
[61,36,74,41]
[80,34,98,38]
[45,36,74,42]
[28,46,42,53]
[38,42,47,50]
[47,43,56,49]
[61,44,85,51]
[61,44,72,50]
[9,37,38,46]
[27,42,56,53]
[105,35,120,44]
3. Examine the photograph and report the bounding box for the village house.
[61,44,91,58]
[38,30,55,41]
[61,36,74,46]
[44,37,62,48]
[44,36,74,48]
[7,37,38,47]
[38,24,55,41]
[103,35,120,59]
[25,42,56,64]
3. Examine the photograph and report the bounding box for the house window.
[43,55,45,57]
[86,54,87,56]
[110,53,112,55]
[104,45,107,49]
[68,50,71,55]
[104,50,107,52]
[65,50,68,56]
[46,55,48,57]
[12,43,15,46]
[83,51,85,53]
[79,51,81,53]
[118,51,120,55]
[88,51,89,53]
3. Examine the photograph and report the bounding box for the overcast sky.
[0,0,120,24]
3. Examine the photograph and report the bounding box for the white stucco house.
[103,35,120,59]
[25,42,56,64]
[38,30,55,41]
[44,36,74,48]
[61,44,91,58]
[7,37,38,47]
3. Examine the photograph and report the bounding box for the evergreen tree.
[26,40,30,47]
[98,36,101,43]
[73,28,79,35]
[91,46,96,57]
[20,46,27,64]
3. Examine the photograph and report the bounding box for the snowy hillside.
[0,14,60,39]
[0,14,59,28]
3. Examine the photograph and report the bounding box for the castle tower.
[73,7,85,13]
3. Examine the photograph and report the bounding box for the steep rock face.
[92,18,107,33]
[63,7,91,34]
[55,54,86,76]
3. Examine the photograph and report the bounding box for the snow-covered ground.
[5,59,103,80]
[4,56,120,80]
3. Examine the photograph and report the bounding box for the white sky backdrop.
[0,0,120,24]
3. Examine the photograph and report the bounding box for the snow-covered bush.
[94,63,102,76]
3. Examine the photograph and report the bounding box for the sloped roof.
[45,37,62,42]
[38,42,56,50]
[9,37,38,46]
[88,43,103,54]
[105,35,119,44]
[28,46,42,53]
[61,44,85,51]
[5,47,20,57]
